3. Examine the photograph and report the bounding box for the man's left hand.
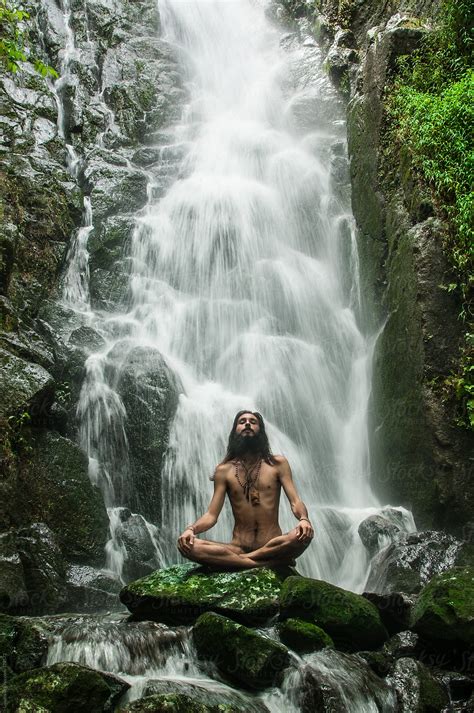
[297,519,314,543]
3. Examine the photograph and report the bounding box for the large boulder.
[0,661,129,713]
[114,345,181,523]
[362,591,416,635]
[61,564,123,614]
[365,531,470,595]
[0,613,48,673]
[15,430,109,566]
[0,349,54,419]
[192,612,290,690]
[411,567,474,647]
[120,564,292,625]
[114,509,161,582]
[387,657,449,712]
[16,522,67,613]
[0,531,28,611]
[280,576,388,651]
[124,679,269,712]
[278,617,334,653]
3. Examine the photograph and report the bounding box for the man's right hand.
[177,527,195,554]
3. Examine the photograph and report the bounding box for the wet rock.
[278,617,334,653]
[0,613,48,673]
[89,263,131,311]
[15,430,109,567]
[193,612,290,690]
[365,530,467,595]
[297,648,396,711]
[387,657,449,712]
[0,349,54,419]
[0,661,129,713]
[115,345,181,523]
[280,576,388,651]
[356,650,393,677]
[115,511,160,582]
[411,567,474,647]
[61,564,122,614]
[120,564,292,625]
[137,678,269,712]
[16,522,67,614]
[382,630,420,659]
[362,591,415,634]
[85,159,148,225]
[0,532,28,613]
[88,215,135,272]
[358,512,403,556]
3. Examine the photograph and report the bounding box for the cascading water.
[43,1,420,709]
[72,0,415,589]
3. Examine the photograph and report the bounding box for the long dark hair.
[221,410,278,465]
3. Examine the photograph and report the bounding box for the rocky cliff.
[280,0,473,534]
[0,0,184,613]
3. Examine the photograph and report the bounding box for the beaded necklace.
[233,458,262,506]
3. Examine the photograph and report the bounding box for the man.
[177,410,314,568]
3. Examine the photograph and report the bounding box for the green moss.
[0,614,47,672]
[121,564,290,625]
[0,661,128,712]
[280,577,388,651]
[192,612,290,690]
[278,617,334,652]
[411,566,474,644]
[386,0,474,429]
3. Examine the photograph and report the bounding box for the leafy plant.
[0,0,58,77]
[387,0,473,429]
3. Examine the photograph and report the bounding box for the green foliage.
[0,0,58,77]
[388,0,474,429]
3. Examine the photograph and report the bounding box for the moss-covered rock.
[0,613,48,673]
[119,692,256,712]
[0,661,129,712]
[411,567,474,646]
[278,617,334,653]
[192,612,290,690]
[121,564,293,625]
[387,657,449,712]
[280,576,388,651]
[120,678,269,712]
[15,430,109,566]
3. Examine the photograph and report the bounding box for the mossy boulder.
[192,612,290,690]
[387,657,449,712]
[120,564,292,625]
[0,661,129,712]
[119,692,262,712]
[280,576,388,651]
[15,430,109,566]
[278,617,334,653]
[0,613,48,673]
[411,567,474,646]
[120,678,269,712]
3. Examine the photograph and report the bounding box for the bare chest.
[226,462,280,508]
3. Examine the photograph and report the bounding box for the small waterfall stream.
[44,0,418,709]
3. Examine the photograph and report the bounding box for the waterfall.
[64,0,414,588]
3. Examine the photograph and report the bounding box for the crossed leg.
[178,528,310,570]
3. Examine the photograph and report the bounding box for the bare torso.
[220,458,283,550]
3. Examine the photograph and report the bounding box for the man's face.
[235,413,260,438]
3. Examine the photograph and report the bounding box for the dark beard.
[228,431,265,459]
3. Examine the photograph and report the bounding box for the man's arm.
[177,465,227,553]
[277,456,314,543]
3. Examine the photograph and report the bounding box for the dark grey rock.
[358,514,402,556]
[365,530,465,595]
[386,657,449,712]
[362,591,416,635]
[114,345,181,522]
[0,532,28,613]
[0,349,55,419]
[16,522,67,614]
[382,630,419,659]
[115,511,160,582]
[140,679,269,712]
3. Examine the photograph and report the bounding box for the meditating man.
[177,410,314,568]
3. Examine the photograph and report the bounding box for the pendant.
[250,487,260,506]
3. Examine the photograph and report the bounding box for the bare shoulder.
[272,455,291,477]
[211,462,232,483]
